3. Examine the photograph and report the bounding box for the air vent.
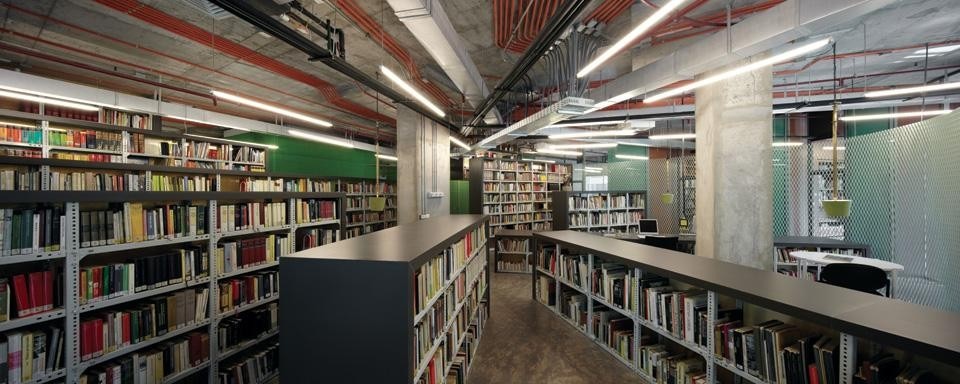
[181,0,233,20]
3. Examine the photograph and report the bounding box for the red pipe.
[91,0,394,125]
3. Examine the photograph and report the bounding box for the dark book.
[80,211,91,248]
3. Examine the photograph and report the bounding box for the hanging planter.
[822,199,850,218]
[821,45,851,219]
[660,193,675,204]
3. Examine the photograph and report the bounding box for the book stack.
[79,330,208,384]
[282,178,334,193]
[1,325,66,383]
[592,307,634,361]
[414,295,446,367]
[186,140,227,161]
[79,248,209,305]
[0,207,66,255]
[237,177,280,192]
[49,151,121,163]
[217,341,278,384]
[638,344,707,384]
[216,202,286,233]
[101,109,150,130]
[80,203,207,247]
[79,287,209,361]
[215,234,287,275]
[50,170,145,191]
[0,168,40,191]
[558,253,588,291]
[231,146,264,164]
[1,265,63,319]
[216,303,278,351]
[592,261,634,311]
[139,138,182,157]
[536,275,555,307]
[292,198,338,223]
[0,123,42,145]
[559,286,587,329]
[48,128,121,152]
[218,271,279,313]
[151,174,212,192]
[295,228,337,251]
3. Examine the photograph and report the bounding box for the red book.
[81,320,91,360]
[28,271,44,315]
[258,237,267,263]
[92,267,102,300]
[231,281,240,307]
[94,318,104,357]
[12,274,31,317]
[122,312,131,346]
[808,364,819,384]
[189,333,202,364]
[42,270,53,311]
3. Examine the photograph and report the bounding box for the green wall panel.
[450,180,470,214]
[230,132,396,180]
[607,145,649,191]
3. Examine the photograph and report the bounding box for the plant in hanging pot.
[660,193,675,204]
[822,101,851,218]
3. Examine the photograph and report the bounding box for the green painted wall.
[450,180,470,214]
[230,132,396,180]
[607,145,649,191]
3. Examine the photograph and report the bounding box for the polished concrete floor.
[467,272,645,384]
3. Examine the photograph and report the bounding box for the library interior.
[0,0,958,383]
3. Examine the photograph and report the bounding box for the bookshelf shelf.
[48,145,121,155]
[0,140,42,148]
[534,231,960,384]
[217,328,280,362]
[551,191,648,234]
[217,261,280,280]
[21,368,67,384]
[161,360,210,384]
[218,294,280,320]
[291,218,340,229]
[75,319,211,372]
[78,234,211,258]
[0,250,67,266]
[78,277,210,313]
[0,309,65,333]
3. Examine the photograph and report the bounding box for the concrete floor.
[467,272,645,384]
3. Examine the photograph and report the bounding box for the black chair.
[818,263,890,297]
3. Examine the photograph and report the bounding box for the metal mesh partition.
[646,156,694,235]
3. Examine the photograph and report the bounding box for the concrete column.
[694,54,773,269]
[397,105,450,224]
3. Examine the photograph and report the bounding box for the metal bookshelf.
[551,190,648,233]
[0,190,345,384]
[282,215,490,384]
[468,157,571,235]
[534,231,960,384]
[494,229,533,274]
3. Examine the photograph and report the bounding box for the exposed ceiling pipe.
[92,0,395,125]
[468,0,592,128]
[774,38,960,76]
[206,0,461,133]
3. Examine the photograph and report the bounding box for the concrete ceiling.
[0,0,957,147]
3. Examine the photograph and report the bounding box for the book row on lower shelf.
[533,238,953,384]
[487,212,551,226]
[2,324,66,384]
[568,211,646,228]
[412,225,486,316]
[78,330,208,384]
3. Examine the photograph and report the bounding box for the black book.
[51,210,61,251]
[42,208,51,250]
[80,211,91,248]
[97,210,107,247]
[798,334,820,384]
[105,213,114,245]
[755,320,784,380]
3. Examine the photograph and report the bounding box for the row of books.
[217,341,278,384]
[215,235,287,275]
[639,344,706,384]
[0,207,65,255]
[48,128,123,152]
[150,174,213,192]
[231,146,265,164]
[79,287,210,361]
[50,171,146,191]
[216,202,286,233]
[49,152,122,163]
[444,304,486,384]
[0,169,40,191]
[507,221,553,231]
[592,261,636,312]
[101,110,150,130]
[418,342,446,384]
[414,293,446,368]
[80,203,207,247]
[0,147,40,158]
[444,279,485,367]
[559,286,588,331]
[216,304,277,351]
[185,141,228,161]
[593,307,634,361]
[412,226,484,315]
[0,124,41,145]
[496,258,531,273]
[557,253,589,291]
[218,271,279,313]
[237,178,280,192]
[292,198,337,223]
[0,265,63,320]
[295,228,337,251]
[78,248,209,305]
[570,195,608,210]
[79,331,208,384]
[283,179,335,193]
[497,238,528,253]
[1,325,65,384]
[132,136,182,157]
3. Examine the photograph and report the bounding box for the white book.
[123,202,133,243]
[8,332,22,384]
[32,213,40,254]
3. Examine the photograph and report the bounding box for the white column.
[397,105,450,223]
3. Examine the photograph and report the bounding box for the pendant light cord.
[830,43,840,200]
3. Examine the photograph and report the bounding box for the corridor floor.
[467,271,644,384]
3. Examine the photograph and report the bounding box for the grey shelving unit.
[469,157,570,235]
[551,190,648,233]
[494,229,533,274]
[281,215,491,384]
[533,230,959,384]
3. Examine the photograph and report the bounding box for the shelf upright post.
[839,332,857,384]
[65,201,81,384]
[633,266,642,371]
[553,244,561,315]
[706,290,717,383]
[41,119,51,159]
[207,199,219,383]
[41,165,50,191]
[586,253,594,338]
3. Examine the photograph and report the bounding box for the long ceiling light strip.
[380,65,445,118]
[0,89,100,111]
[534,149,582,156]
[450,136,471,150]
[617,141,651,147]
[184,134,278,150]
[615,154,649,160]
[288,129,354,148]
[772,142,804,147]
[649,133,696,140]
[211,90,333,128]
[165,115,251,132]
[864,82,960,98]
[839,109,952,121]
[644,38,832,103]
[585,169,602,173]
[548,129,637,139]
[576,0,690,78]
[548,119,628,128]
[375,154,399,161]
[548,143,618,149]
[522,157,556,163]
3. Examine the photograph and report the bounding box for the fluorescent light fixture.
[548,129,637,139]
[903,54,943,59]
[0,121,37,128]
[822,146,846,151]
[839,110,952,121]
[288,128,354,148]
[615,154,649,160]
[645,38,832,103]
[166,115,251,132]
[576,0,689,78]
[522,158,556,163]
[549,142,617,149]
[380,65,445,117]
[184,134,278,149]
[549,119,627,128]
[649,133,696,140]
[376,154,398,161]
[212,90,333,128]
[914,45,960,54]
[0,89,99,111]
[450,136,471,150]
[534,149,582,156]
[864,82,960,98]
[584,167,603,171]
[585,169,602,173]
[617,141,651,147]
[772,141,804,147]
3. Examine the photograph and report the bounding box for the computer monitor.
[638,219,659,234]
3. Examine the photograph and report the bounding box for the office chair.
[818,263,891,297]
